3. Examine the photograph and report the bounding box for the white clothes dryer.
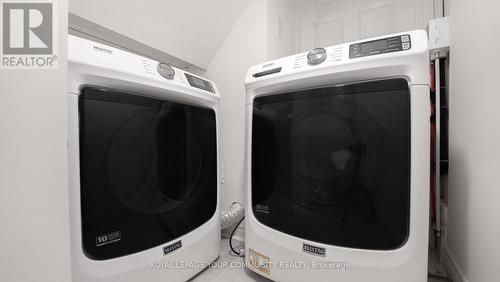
[68,35,220,282]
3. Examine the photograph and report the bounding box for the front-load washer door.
[252,78,411,250]
[79,86,217,260]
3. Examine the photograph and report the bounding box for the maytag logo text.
[163,240,182,255]
[303,243,326,257]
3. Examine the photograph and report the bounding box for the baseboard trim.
[442,245,469,282]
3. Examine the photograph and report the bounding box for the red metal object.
[429,63,436,222]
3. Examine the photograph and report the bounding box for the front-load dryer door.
[251,78,411,251]
[79,87,217,260]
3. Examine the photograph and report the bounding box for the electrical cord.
[229,216,245,256]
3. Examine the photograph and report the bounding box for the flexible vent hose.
[220,202,244,230]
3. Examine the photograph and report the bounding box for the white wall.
[204,0,268,213]
[267,0,297,60]
[69,0,249,69]
[205,0,297,218]
[0,1,72,282]
[445,1,500,281]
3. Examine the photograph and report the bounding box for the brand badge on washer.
[303,243,326,257]
[255,204,270,214]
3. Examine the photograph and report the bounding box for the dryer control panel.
[68,35,220,99]
[349,34,411,58]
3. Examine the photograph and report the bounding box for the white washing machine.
[68,35,220,282]
[244,30,430,282]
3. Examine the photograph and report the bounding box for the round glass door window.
[252,79,410,250]
[79,87,217,260]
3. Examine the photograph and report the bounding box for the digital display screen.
[191,76,206,87]
[361,40,388,53]
[349,35,407,59]
[185,73,214,93]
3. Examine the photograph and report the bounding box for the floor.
[189,239,270,282]
[428,248,452,282]
[190,239,451,282]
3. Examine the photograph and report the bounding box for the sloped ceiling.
[69,0,249,69]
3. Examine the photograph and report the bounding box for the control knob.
[307,48,327,65]
[157,62,175,79]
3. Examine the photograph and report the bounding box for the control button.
[157,62,175,79]
[402,42,410,50]
[307,48,327,65]
[401,35,410,42]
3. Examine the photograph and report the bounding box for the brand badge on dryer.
[93,45,113,55]
[163,240,182,255]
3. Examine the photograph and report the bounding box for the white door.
[296,0,434,52]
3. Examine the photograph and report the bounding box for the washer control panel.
[349,34,411,59]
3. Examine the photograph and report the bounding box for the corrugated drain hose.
[220,202,245,256]
[220,202,244,229]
